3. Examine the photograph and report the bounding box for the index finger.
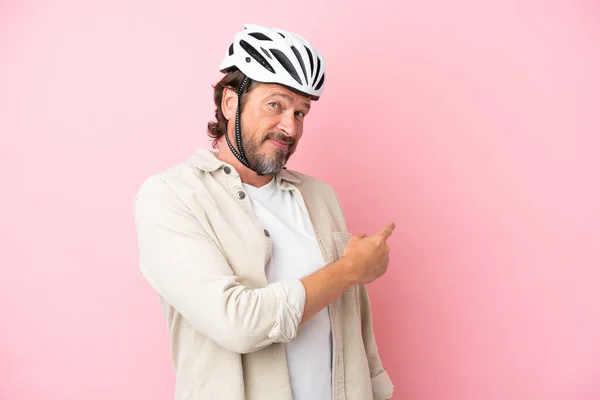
[377,222,396,239]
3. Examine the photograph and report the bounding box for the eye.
[268,102,280,109]
[295,111,305,119]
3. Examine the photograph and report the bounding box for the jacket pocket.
[332,231,352,259]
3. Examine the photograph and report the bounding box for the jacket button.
[224,166,231,174]
[236,191,246,200]
[264,229,270,237]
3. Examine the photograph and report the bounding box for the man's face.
[237,83,311,175]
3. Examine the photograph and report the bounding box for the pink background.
[1,0,599,399]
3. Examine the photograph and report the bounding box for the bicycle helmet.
[220,24,326,100]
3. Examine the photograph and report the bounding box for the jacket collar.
[189,147,302,185]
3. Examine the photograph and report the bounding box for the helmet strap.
[223,75,264,175]
[234,76,249,161]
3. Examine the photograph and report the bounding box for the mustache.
[263,132,295,147]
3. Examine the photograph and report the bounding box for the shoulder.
[135,160,198,200]
[133,158,211,222]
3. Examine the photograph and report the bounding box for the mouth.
[268,138,290,151]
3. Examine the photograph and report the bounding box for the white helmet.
[220,24,326,100]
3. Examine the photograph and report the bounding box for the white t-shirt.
[243,177,332,400]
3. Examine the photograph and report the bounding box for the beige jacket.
[133,148,394,400]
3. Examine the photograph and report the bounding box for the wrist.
[336,255,360,289]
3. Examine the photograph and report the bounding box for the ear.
[221,86,238,121]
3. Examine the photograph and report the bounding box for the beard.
[243,132,295,175]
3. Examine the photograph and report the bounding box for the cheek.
[253,114,277,133]
[296,118,305,133]
[241,115,263,138]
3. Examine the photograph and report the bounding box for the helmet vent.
[304,45,315,78]
[249,32,272,41]
[240,40,275,73]
[271,49,302,85]
[315,74,325,91]
[291,46,308,83]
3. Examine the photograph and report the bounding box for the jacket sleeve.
[133,176,306,354]
[357,284,395,399]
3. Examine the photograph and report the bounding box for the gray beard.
[243,137,290,175]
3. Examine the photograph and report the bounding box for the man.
[134,24,395,400]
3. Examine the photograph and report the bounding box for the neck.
[216,141,274,188]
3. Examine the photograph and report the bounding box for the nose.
[278,111,298,138]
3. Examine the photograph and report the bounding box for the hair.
[207,69,259,148]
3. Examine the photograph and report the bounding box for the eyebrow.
[270,91,311,111]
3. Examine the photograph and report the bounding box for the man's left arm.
[356,283,395,400]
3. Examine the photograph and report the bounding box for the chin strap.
[224,75,262,173]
